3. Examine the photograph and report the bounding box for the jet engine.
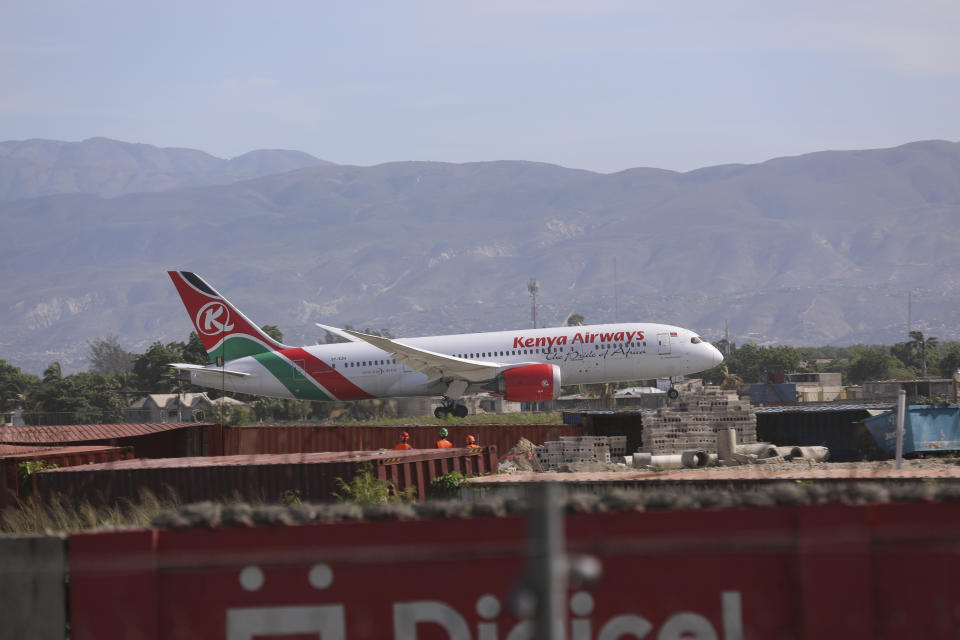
[495,363,561,402]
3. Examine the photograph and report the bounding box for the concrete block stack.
[639,387,757,455]
[534,435,621,470]
[608,436,628,459]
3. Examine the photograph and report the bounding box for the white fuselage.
[185,322,723,401]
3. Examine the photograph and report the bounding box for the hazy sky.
[2,1,959,173]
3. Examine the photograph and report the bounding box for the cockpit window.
[690,336,702,344]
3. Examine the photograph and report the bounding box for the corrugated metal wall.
[0,423,219,459]
[221,424,578,456]
[0,446,134,507]
[33,448,498,505]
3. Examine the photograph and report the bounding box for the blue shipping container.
[863,405,960,456]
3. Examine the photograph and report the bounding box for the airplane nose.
[709,344,723,366]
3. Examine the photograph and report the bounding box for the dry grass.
[0,487,183,536]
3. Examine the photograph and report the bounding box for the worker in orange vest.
[465,435,480,449]
[394,431,413,450]
[436,427,453,448]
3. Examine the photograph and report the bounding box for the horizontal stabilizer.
[169,363,251,378]
[315,323,363,343]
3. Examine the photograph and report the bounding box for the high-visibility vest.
[394,442,412,450]
[436,439,453,448]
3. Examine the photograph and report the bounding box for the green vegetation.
[333,463,414,505]
[710,335,960,386]
[280,489,302,506]
[17,460,58,496]
[427,471,473,499]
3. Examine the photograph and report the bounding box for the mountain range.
[1,137,958,375]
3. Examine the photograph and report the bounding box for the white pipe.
[718,428,737,461]
[681,450,711,468]
[648,454,685,469]
[735,443,779,458]
[632,452,653,468]
[896,388,906,470]
[789,446,830,462]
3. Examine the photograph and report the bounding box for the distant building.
[126,393,251,423]
[862,379,957,403]
[786,372,844,402]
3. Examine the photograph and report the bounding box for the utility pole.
[613,257,619,323]
[908,291,912,334]
[528,278,539,329]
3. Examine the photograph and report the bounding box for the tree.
[133,342,188,393]
[43,362,62,384]
[31,370,126,424]
[0,360,38,414]
[844,348,905,385]
[701,363,728,386]
[938,344,960,378]
[724,344,801,383]
[565,313,585,326]
[260,325,284,343]
[183,332,209,365]
[909,331,938,378]
[87,335,135,375]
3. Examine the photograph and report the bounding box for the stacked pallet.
[639,387,757,455]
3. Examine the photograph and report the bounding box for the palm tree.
[909,331,938,378]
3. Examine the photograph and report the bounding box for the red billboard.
[69,501,960,639]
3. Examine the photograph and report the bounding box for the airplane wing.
[315,323,364,343]
[342,329,503,383]
[169,363,251,378]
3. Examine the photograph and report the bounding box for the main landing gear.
[435,399,468,419]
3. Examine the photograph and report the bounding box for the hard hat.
[439,427,449,437]
[466,435,476,443]
[401,431,409,439]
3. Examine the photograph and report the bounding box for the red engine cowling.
[497,363,561,402]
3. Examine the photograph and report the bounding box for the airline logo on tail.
[196,301,235,335]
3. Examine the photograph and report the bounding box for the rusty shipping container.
[0,422,224,458]
[0,445,134,506]
[33,447,497,505]
[221,423,577,456]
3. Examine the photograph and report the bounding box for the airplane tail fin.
[168,271,289,363]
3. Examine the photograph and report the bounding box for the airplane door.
[658,333,672,355]
[290,359,310,396]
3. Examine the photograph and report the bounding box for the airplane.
[168,271,724,418]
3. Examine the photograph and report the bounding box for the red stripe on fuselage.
[280,348,375,401]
